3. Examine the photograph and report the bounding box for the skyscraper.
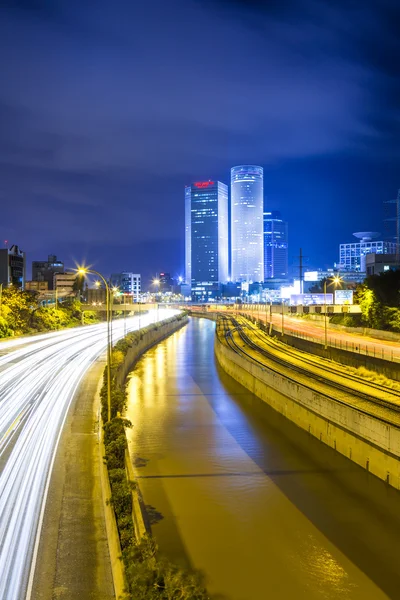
[231,165,264,283]
[263,211,288,278]
[185,180,228,299]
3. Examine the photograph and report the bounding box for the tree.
[0,287,36,334]
[364,270,400,307]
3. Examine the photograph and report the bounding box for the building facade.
[366,253,400,276]
[339,233,397,271]
[185,180,228,299]
[231,165,264,283]
[110,272,141,301]
[158,272,174,292]
[25,281,49,293]
[32,254,64,290]
[263,210,288,279]
[54,272,77,297]
[0,245,26,289]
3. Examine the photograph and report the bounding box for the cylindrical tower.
[231,165,264,283]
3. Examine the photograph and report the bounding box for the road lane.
[0,309,179,600]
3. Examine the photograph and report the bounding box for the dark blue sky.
[0,0,399,283]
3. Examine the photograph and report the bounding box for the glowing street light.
[324,275,343,349]
[78,267,112,422]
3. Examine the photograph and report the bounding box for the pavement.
[30,358,114,600]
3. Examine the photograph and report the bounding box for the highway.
[0,309,178,600]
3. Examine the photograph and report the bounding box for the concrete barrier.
[116,316,188,386]
[99,315,188,597]
[215,335,400,490]
[98,412,128,600]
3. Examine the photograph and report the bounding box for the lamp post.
[153,278,160,323]
[281,299,284,336]
[78,268,112,422]
[324,276,342,350]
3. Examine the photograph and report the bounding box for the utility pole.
[293,248,308,294]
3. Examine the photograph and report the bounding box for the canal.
[125,318,400,600]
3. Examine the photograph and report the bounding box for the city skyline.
[0,0,398,282]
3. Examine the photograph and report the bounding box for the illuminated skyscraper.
[263,211,288,278]
[231,165,264,282]
[185,181,228,299]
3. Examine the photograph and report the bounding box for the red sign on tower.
[193,181,215,188]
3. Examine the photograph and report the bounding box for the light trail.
[0,309,179,600]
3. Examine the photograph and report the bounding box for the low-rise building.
[110,272,141,301]
[366,253,400,276]
[54,272,77,297]
[25,281,48,293]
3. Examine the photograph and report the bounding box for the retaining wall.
[269,326,400,382]
[215,335,400,490]
[99,314,188,598]
[116,316,189,385]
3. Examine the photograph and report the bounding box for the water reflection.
[125,318,400,600]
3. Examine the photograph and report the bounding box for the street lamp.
[153,278,160,322]
[323,275,342,349]
[78,267,112,422]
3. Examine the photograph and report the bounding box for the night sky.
[0,0,399,284]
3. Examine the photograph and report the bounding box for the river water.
[125,318,400,600]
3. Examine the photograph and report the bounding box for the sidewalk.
[31,358,114,600]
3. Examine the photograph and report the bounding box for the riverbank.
[215,316,400,490]
[124,318,400,600]
[97,313,211,600]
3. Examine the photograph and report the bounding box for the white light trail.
[0,309,180,600]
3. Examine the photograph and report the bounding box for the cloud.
[0,0,398,273]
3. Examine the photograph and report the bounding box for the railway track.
[217,315,400,419]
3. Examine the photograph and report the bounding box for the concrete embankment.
[99,314,189,599]
[215,330,400,490]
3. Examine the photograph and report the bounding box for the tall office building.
[263,211,288,278]
[231,165,264,283]
[339,232,397,271]
[0,245,26,289]
[185,180,228,299]
[32,254,64,290]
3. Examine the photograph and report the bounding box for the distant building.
[32,254,64,290]
[185,180,228,300]
[0,245,26,289]
[54,272,77,297]
[366,253,400,276]
[339,233,397,271]
[87,288,107,305]
[158,272,174,292]
[25,280,48,293]
[263,211,288,279]
[110,272,141,301]
[221,281,242,299]
[231,165,264,283]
